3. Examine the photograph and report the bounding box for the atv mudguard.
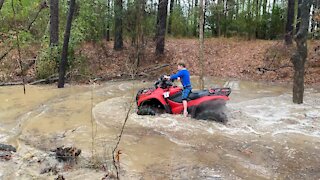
[138,97,171,114]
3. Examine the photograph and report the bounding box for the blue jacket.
[170,69,192,88]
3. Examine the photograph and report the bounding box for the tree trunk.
[262,0,267,15]
[0,0,5,11]
[49,0,59,46]
[296,0,302,32]
[106,0,111,41]
[241,0,245,12]
[193,0,198,37]
[58,0,76,88]
[203,0,208,33]
[235,0,239,19]
[199,0,204,89]
[217,0,222,37]
[285,0,295,45]
[310,2,318,39]
[223,0,227,37]
[254,0,260,38]
[291,0,312,104]
[167,0,174,34]
[187,0,192,35]
[114,0,123,50]
[155,0,168,55]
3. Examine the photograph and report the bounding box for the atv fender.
[139,98,171,114]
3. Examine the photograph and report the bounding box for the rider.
[165,62,192,117]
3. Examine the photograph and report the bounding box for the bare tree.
[285,0,295,45]
[291,0,312,104]
[155,0,168,55]
[58,0,76,88]
[114,0,123,50]
[50,0,59,46]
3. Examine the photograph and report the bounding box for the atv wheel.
[137,105,156,116]
[195,109,227,123]
[193,100,228,123]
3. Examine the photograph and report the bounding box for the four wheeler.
[136,76,231,123]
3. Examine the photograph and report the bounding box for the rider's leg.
[182,88,191,117]
[183,100,188,117]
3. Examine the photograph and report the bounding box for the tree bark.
[114,0,123,50]
[155,0,168,55]
[58,0,76,88]
[0,0,5,11]
[285,0,295,45]
[50,0,59,46]
[291,0,312,104]
[199,0,204,89]
[167,0,174,34]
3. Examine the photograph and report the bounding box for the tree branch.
[257,64,293,74]
[112,101,133,179]
[12,0,26,94]
[27,1,48,30]
[0,47,14,62]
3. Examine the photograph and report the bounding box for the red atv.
[136,76,231,123]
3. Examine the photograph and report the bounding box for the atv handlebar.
[154,75,173,89]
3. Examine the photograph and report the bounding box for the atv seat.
[188,90,210,100]
[168,90,210,103]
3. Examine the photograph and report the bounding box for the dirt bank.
[1,38,320,85]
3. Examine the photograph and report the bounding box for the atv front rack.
[209,88,231,96]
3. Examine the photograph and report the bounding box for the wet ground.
[0,77,319,179]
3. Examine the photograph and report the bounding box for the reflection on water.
[0,78,319,179]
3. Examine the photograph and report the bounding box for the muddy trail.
[0,77,320,179]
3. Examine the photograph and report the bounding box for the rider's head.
[177,62,186,70]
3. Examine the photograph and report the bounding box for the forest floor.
[1,37,320,86]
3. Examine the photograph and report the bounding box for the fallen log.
[0,74,59,86]
[0,81,23,86]
[143,64,169,73]
[29,77,59,85]
[256,64,293,74]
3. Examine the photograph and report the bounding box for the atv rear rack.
[209,88,231,96]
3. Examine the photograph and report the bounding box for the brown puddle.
[0,78,320,179]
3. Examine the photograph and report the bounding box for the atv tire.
[137,105,156,116]
[195,109,227,123]
[193,100,228,123]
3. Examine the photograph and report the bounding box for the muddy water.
[0,78,319,179]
